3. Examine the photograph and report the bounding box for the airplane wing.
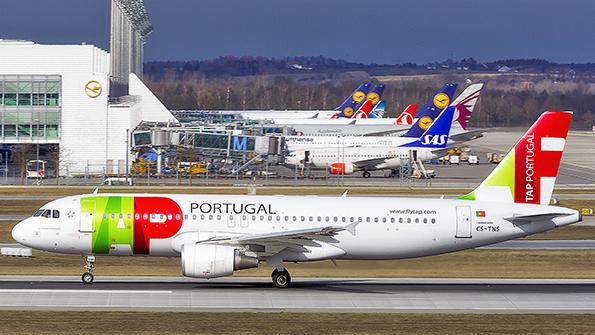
[199,222,359,252]
[449,129,484,142]
[504,213,573,225]
[351,157,395,169]
[363,129,408,137]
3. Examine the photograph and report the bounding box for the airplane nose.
[11,221,30,246]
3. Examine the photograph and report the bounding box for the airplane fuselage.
[13,194,579,260]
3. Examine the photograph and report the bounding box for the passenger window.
[276,216,281,221]
[300,216,305,221]
[201,214,205,220]
[52,210,60,219]
[192,214,197,220]
[333,217,338,222]
[168,214,173,220]
[142,214,148,220]
[176,214,181,220]
[111,213,116,219]
[390,218,395,223]
[317,216,321,222]
[341,217,346,222]
[350,217,354,222]
[184,214,188,220]
[431,218,436,224]
[268,216,272,221]
[325,217,329,222]
[407,218,411,223]
[415,218,419,223]
[127,214,132,219]
[366,217,370,223]
[292,216,297,221]
[260,215,264,221]
[284,216,289,221]
[216,215,221,220]
[382,218,386,223]
[104,214,108,219]
[374,217,378,223]
[209,215,213,220]
[399,218,403,223]
[423,218,427,224]
[135,213,140,220]
[119,213,123,219]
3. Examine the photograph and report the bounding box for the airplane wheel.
[82,272,94,284]
[272,269,291,288]
[362,171,371,178]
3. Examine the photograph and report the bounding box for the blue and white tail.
[401,104,456,149]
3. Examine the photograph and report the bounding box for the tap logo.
[84,80,102,98]
[433,93,450,109]
[418,116,433,130]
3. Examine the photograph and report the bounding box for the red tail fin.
[395,104,419,125]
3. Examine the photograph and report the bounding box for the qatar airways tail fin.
[402,83,458,138]
[395,104,419,125]
[451,83,483,130]
[459,111,573,205]
[332,83,372,118]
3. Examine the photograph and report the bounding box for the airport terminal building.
[0,40,175,176]
[0,0,176,177]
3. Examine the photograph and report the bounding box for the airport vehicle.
[11,111,580,288]
[103,177,133,186]
[26,160,46,179]
[468,155,479,165]
[449,155,460,165]
[177,162,208,176]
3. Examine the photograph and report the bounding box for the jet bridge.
[132,128,281,157]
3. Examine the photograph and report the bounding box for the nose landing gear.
[82,255,96,284]
[271,268,291,288]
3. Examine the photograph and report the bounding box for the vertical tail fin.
[353,84,386,119]
[402,83,458,138]
[401,105,457,149]
[459,111,573,204]
[395,104,419,125]
[370,100,387,118]
[333,82,372,115]
[451,83,483,130]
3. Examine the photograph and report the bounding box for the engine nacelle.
[330,162,354,175]
[181,244,258,279]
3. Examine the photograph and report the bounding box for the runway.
[1,276,595,313]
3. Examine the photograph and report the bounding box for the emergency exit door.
[79,199,96,233]
[455,206,472,238]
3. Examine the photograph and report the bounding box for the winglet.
[92,187,99,195]
[341,190,348,198]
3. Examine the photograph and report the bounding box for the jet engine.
[181,244,258,279]
[330,162,354,175]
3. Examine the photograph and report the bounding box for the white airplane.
[11,111,579,288]
[284,97,474,177]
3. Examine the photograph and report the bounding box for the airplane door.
[304,150,310,163]
[455,206,472,238]
[79,199,96,233]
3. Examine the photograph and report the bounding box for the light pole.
[125,128,130,184]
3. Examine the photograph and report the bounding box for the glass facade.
[0,75,61,139]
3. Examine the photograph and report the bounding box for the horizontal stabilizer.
[504,213,573,225]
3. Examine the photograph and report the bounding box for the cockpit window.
[33,209,57,218]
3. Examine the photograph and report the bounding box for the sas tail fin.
[395,104,419,125]
[353,84,386,119]
[459,111,573,204]
[401,104,456,149]
[451,83,483,130]
[333,82,372,117]
[402,83,458,138]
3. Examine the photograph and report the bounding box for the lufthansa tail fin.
[402,83,458,138]
[353,84,386,119]
[459,111,573,204]
[333,83,372,116]
[395,104,419,125]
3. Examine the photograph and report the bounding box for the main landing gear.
[82,255,96,284]
[271,268,291,288]
[362,171,371,178]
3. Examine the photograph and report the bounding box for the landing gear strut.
[271,268,291,288]
[362,171,371,178]
[82,255,96,284]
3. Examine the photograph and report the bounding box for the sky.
[1,0,594,64]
